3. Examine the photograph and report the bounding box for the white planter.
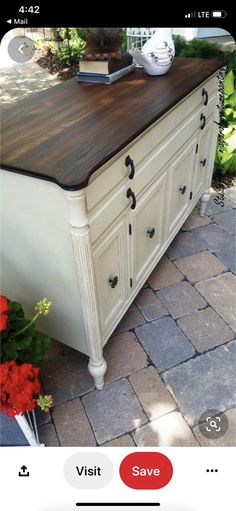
[15,410,44,446]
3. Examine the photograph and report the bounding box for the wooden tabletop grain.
[1,58,223,190]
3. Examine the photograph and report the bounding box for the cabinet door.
[193,114,215,198]
[93,218,128,336]
[167,134,198,236]
[132,171,167,287]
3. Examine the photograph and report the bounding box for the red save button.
[119,452,173,490]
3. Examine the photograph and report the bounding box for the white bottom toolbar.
[1,447,234,511]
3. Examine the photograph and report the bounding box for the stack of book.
[77,52,135,84]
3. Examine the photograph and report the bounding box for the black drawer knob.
[125,155,135,179]
[200,113,206,130]
[202,88,208,106]
[179,185,187,195]
[200,158,207,167]
[126,187,136,209]
[147,228,156,238]
[109,276,118,288]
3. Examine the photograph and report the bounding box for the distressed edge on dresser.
[199,67,223,215]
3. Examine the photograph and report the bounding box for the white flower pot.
[15,411,44,446]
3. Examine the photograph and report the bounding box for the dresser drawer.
[123,75,217,177]
[88,92,216,244]
[130,93,216,197]
[89,180,129,243]
[86,73,218,213]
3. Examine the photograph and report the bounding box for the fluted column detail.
[66,190,106,389]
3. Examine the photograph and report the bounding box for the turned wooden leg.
[88,355,107,390]
[199,191,210,217]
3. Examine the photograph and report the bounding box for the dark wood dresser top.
[1,57,223,190]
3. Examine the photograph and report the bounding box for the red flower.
[0,296,53,419]
[0,295,10,332]
[0,360,41,417]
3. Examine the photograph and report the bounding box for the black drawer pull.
[202,88,208,106]
[109,276,118,288]
[125,155,135,180]
[147,228,156,238]
[126,187,136,209]
[179,185,187,195]
[200,113,206,130]
[200,158,207,167]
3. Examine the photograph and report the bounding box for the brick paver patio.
[0,32,60,105]
[36,193,236,447]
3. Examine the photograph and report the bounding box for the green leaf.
[9,318,28,330]
[223,127,233,138]
[9,300,24,313]
[222,154,235,172]
[224,107,234,118]
[224,70,235,96]
[1,341,18,360]
[224,109,235,123]
[16,336,33,349]
[225,132,236,153]
[224,90,236,109]
[218,151,232,164]
[8,300,25,320]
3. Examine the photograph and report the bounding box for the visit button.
[119,452,173,490]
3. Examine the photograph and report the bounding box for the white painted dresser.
[1,58,223,388]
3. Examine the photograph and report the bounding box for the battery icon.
[212,10,227,18]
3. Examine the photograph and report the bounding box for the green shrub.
[34,38,51,51]
[173,35,223,59]
[55,27,86,43]
[214,69,236,175]
[51,38,85,65]
[50,28,86,65]
[173,36,235,176]
[35,28,86,65]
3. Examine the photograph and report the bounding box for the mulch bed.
[34,49,79,81]
[212,173,236,191]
